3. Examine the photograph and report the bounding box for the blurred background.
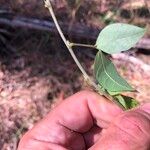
[0,0,150,149]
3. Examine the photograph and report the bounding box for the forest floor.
[0,0,150,149]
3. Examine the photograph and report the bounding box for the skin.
[18,90,150,150]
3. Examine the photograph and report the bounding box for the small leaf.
[96,23,146,54]
[114,95,139,109]
[94,51,134,92]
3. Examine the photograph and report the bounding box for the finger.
[90,103,150,150]
[48,90,123,131]
[36,90,122,132]
[18,90,122,149]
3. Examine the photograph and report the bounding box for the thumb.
[90,103,150,150]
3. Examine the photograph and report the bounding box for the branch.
[70,43,96,49]
[112,53,150,73]
[44,1,88,78]
[44,0,98,89]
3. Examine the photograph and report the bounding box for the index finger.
[53,90,123,131]
[31,90,122,132]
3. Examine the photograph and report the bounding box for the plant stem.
[44,0,97,87]
[70,42,96,49]
[44,0,125,110]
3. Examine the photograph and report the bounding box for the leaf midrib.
[99,51,129,91]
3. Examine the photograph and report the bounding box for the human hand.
[18,91,150,150]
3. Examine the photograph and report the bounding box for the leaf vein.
[100,51,129,90]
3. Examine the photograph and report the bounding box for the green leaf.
[114,95,139,109]
[96,23,146,54]
[94,51,134,92]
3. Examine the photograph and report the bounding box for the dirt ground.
[0,0,150,149]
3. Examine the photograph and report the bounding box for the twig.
[44,0,98,88]
[112,53,150,73]
[70,42,96,49]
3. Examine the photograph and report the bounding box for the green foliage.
[114,95,139,109]
[96,23,146,54]
[93,23,146,109]
[94,51,134,93]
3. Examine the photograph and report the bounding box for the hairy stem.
[44,0,125,110]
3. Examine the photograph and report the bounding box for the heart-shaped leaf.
[94,51,134,92]
[114,95,139,109]
[96,23,146,54]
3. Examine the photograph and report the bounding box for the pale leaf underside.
[96,23,146,54]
